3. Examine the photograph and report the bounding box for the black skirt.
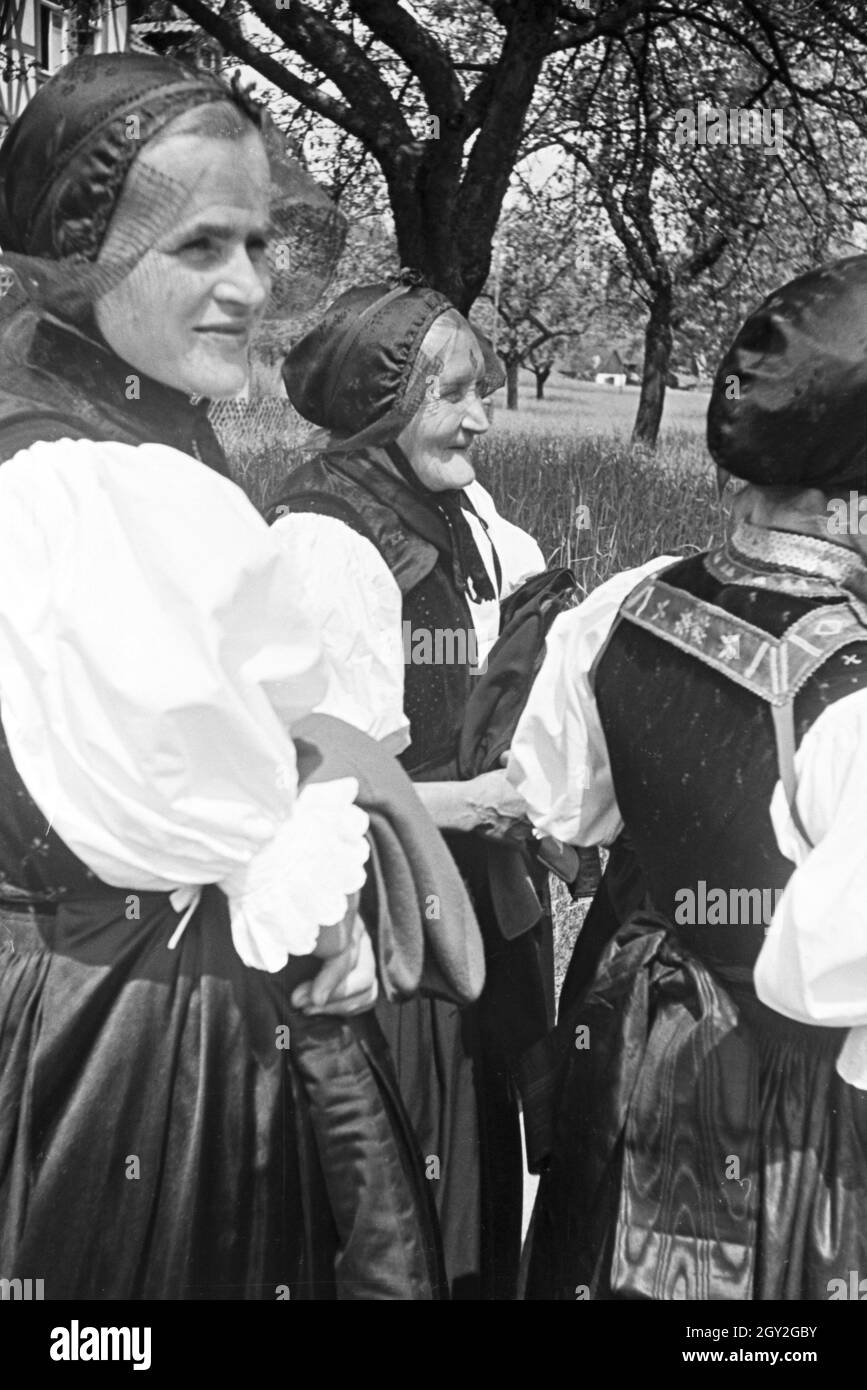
[526,914,867,1300]
[377,831,552,1302]
[0,887,444,1300]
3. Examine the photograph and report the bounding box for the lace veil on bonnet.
[0,52,346,329]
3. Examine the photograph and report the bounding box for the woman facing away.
[267,282,556,1299]
[0,53,482,1300]
[508,255,867,1300]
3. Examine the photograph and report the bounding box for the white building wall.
[1,1,130,131]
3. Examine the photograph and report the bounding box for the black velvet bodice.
[595,547,867,975]
[271,449,478,780]
[398,564,475,780]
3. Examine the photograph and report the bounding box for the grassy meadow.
[488,370,711,438]
[472,422,727,598]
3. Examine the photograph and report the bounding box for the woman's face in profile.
[397,314,491,492]
[95,123,271,399]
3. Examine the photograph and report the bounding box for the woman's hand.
[291,902,378,1016]
[310,893,359,961]
[466,767,533,842]
[414,768,532,843]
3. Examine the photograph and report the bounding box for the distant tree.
[553,19,867,441]
[474,187,607,410]
[527,347,555,401]
[252,209,398,380]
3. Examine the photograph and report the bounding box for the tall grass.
[216,404,308,514]
[474,428,729,596]
[220,416,730,596]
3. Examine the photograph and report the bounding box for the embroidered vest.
[593,534,867,975]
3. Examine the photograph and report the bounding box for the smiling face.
[94,110,271,399]
[396,312,491,491]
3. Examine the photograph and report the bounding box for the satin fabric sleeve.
[0,439,370,970]
[755,686,867,1030]
[506,555,679,846]
[270,511,410,753]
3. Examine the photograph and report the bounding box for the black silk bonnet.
[708,254,867,493]
[0,52,345,323]
[282,281,505,453]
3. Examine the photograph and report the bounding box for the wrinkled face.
[397,312,490,491]
[95,122,271,399]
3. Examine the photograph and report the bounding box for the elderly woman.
[0,55,479,1300]
[509,255,867,1300]
[269,281,555,1300]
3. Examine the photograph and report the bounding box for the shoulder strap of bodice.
[0,415,89,462]
[619,576,867,705]
[616,576,867,853]
[269,454,440,594]
[271,487,382,548]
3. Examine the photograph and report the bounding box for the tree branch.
[544,0,647,53]
[171,0,367,141]
[245,0,415,144]
[347,0,466,119]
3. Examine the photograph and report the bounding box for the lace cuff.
[221,777,370,972]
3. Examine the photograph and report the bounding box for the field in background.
[473,429,726,597]
[488,368,711,439]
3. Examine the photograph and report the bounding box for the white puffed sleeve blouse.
[754,686,867,1087]
[269,472,546,753]
[0,439,370,972]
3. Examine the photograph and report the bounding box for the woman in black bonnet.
[0,53,468,1300]
[509,254,867,1300]
[269,281,556,1300]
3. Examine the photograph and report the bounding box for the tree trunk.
[533,364,552,399]
[506,357,520,410]
[631,284,674,447]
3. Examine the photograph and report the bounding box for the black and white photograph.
[0,0,865,1362]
